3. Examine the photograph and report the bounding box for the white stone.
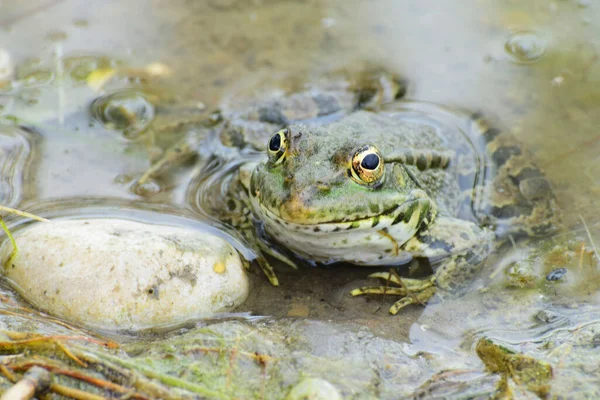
[287,378,343,400]
[0,218,249,331]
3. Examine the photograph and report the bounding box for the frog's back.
[465,115,560,237]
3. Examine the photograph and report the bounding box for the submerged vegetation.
[0,205,48,269]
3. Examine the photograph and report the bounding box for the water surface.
[1,0,600,397]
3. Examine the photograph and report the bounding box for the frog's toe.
[350,286,407,296]
[350,273,437,314]
[256,256,280,286]
[367,272,435,292]
[256,240,298,270]
[389,286,436,315]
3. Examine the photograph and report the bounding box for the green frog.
[138,73,560,314]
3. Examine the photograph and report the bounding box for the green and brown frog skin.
[138,73,561,314]
[242,105,560,313]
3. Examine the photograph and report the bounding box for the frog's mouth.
[254,194,434,235]
[253,195,437,265]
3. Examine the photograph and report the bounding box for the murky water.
[1,0,600,397]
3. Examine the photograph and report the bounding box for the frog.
[137,72,560,314]
[242,102,560,313]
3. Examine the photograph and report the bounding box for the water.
[1,0,600,397]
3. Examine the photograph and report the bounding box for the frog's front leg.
[137,128,209,185]
[351,216,493,314]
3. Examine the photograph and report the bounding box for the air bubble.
[131,178,162,197]
[504,31,546,64]
[91,90,155,139]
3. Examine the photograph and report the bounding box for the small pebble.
[546,267,568,281]
[287,378,342,400]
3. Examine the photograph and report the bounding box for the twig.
[10,362,146,399]
[0,364,16,383]
[0,366,51,400]
[50,383,107,400]
[53,340,87,367]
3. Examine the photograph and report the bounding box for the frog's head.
[248,125,438,263]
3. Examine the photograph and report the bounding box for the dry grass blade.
[0,206,49,223]
[579,215,599,267]
[49,383,107,400]
[0,205,50,269]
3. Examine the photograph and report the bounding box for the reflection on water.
[1,0,600,396]
[0,126,34,207]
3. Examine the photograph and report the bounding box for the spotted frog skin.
[140,73,560,314]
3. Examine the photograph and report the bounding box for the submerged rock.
[0,218,249,331]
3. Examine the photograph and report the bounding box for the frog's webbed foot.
[350,271,436,315]
[351,216,493,315]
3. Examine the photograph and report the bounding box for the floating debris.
[504,31,546,64]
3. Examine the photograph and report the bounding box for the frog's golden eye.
[350,145,384,186]
[267,129,289,165]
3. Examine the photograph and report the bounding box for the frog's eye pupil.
[269,134,281,151]
[268,129,289,165]
[349,144,384,187]
[361,153,379,170]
